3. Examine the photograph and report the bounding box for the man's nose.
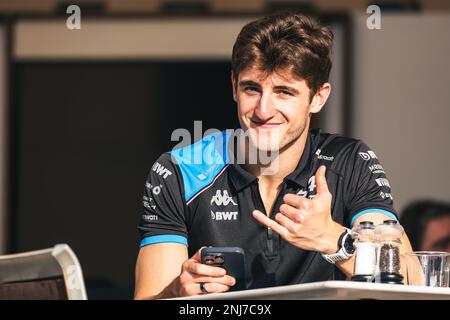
[254,93,276,121]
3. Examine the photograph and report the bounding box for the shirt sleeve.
[343,140,399,228]
[138,153,188,248]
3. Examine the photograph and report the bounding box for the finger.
[193,275,236,287]
[275,213,302,234]
[193,282,230,295]
[252,210,290,239]
[279,204,305,223]
[315,165,330,195]
[187,261,226,277]
[283,193,311,210]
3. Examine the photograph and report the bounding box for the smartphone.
[201,247,246,291]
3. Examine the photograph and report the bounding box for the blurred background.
[0,0,448,299]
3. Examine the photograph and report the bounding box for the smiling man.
[134,12,413,299]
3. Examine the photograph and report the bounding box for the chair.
[0,244,87,300]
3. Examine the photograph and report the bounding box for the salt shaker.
[351,221,377,282]
[375,220,404,284]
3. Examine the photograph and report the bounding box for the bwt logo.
[211,211,238,221]
[152,162,173,179]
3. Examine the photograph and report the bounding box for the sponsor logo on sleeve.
[152,185,161,195]
[146,182,163,196]
[143,195,157,210]
[375,178,391,188]
[142,196,158,221]
[152,162,173,179]
[359,150,378,161]
[369,164,385,174]
[380,191,394,200]
[142,214,158,222]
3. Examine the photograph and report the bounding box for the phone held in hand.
[201,247,246,291]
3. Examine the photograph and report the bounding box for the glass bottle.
[375,220,404,284]
[351,221,377,282]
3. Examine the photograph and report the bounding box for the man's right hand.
[176,247,236,296]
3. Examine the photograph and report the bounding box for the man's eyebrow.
[238,80,260,87]
[238,81,300,95]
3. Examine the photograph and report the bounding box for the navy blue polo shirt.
[138,128,398,289]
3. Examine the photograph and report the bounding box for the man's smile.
[250,119,283,129]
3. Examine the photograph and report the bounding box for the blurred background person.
[400,200,450,252]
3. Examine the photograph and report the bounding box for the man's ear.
[309,82,331,114]
[231,71,237,102]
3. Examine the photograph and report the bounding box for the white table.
[172,280,450,300]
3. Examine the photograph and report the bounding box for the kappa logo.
[211,190,237,206]
[359,150,378,161]
[152,162,172,179]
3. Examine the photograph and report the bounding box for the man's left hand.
[252,165,345,254]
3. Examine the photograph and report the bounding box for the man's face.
[232,67,327,153]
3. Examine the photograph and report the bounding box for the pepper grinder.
[375,220,404,284]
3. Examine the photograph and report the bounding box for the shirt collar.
[229,130,314,192]
[229,162,257,193]
[283,132,313,188]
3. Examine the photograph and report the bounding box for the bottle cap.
[375,220,404,239]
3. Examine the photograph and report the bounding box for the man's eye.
[244,87,258,93]
[279,90,293,96]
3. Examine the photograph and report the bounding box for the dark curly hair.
[231,12,334,100]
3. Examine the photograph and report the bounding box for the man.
[134,12,413,299]
[401,200,450,252]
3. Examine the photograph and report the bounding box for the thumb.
[315,165,330,196]
[192,246,207,262]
